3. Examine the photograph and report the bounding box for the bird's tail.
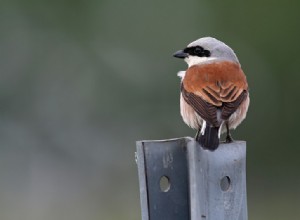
[197,125,220,150]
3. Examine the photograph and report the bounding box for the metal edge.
[136,141,149,220]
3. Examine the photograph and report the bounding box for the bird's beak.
[173,50,188,59]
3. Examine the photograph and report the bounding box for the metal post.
[136,137,247,220]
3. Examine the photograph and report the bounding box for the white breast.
[177,71,186,81]
[180,93,203,129]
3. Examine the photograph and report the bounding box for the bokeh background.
[1,0,300,219]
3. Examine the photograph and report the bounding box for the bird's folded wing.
[181,86,219,126]
[182,61,248,125]
[221,90,248,119]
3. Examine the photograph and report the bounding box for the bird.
[173,37,249,150]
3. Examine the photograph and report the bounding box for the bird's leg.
[195,127,201,141]
[225,122,234,143]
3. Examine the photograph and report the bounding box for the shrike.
[173,37,249,150]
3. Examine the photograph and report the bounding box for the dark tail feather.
[197,126,220,150]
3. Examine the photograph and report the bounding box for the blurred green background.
[0,0,300,219]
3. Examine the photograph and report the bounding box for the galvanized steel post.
[136,137,247,220]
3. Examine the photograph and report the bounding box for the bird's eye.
[203,50,211,57]
[194,47,203,55]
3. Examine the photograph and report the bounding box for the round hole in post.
[220,176,231,191]
[159,175,170,192]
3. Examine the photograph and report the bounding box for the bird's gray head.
[173,37,240,67]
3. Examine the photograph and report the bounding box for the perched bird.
[173,37,249,150]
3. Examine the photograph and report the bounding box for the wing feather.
[182,87,219,126]
[181,61,248,124]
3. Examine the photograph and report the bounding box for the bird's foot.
[225,135,234,143]
[195,129,201,141]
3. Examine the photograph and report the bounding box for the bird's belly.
[220,95,250,133]
[228,95,250,129]
[180,93,250,133]
[180,94,203,129]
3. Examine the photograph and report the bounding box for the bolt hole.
[220,176,231,191]
[160,176,170,192]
